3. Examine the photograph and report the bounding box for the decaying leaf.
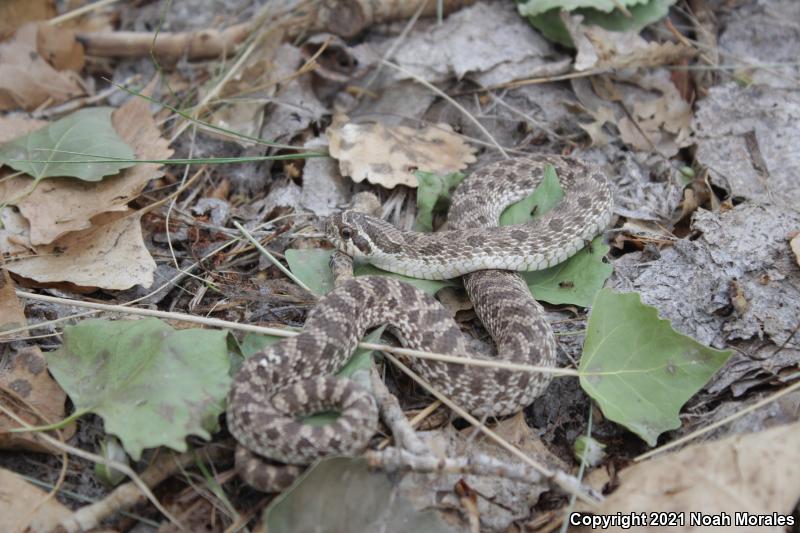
[6,211,156,290]
[327,116,476,189]
[575,422,800,533]
[567,19,694,71]
[615,70,693,157]
[0,87,172,245]
[46,318,230,460]
[0,207,32,255]
[0,107,135,181]
[0,23,84,111]
[0,346,73,453]
[0,467,71,533]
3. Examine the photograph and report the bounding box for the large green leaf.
[501,164,611,306]
[579,290,732,445]
[0,107,136,181]
[414,170,465,232]
[518,0,677,47]
[46,318,230,459]
[521,235,612,307]
[499,164,563,226]
[265,457,459,533]
[285,248,448,297]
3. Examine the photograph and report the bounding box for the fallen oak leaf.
[327,115,476,189]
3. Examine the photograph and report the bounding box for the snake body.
[227,156,613,491]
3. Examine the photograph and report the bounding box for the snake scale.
[227,156,613,491]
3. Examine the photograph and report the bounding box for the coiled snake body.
[227,156,613,491]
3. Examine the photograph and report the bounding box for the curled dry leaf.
[327,116,476,189]
[0,86,172,245]
[7,211,156,290]
[0,23,84,111]
[574,422,800,532]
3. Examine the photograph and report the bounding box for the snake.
[227,156,613,491]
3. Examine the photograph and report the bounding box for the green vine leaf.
[579,289,732,445]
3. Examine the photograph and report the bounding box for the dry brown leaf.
[790,233,800,267]
[567,16,695,72]
[0,85,172,245]
[7,211,156,290]
[36,22,85,71]
[0,467,71,532]
[614,70,692,157]
[0,0,55,41]
[0,267,25,329]
[327,116,476,189]
[575,422,800,533]
[0,345,73,453]
[578,105,615,146]
[0,23,84,111]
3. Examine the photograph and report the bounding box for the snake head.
[325,211,376,258]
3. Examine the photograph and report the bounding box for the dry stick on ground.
[60,444,230,532]
[9,291,575,378]
[75,0,478,61]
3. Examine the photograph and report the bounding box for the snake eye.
[340,227,352,240]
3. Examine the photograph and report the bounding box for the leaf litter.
[1,0,799,531]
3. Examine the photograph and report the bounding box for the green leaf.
[285,248,449,297]
[499,164,562,226]
[265,457,459,533]
[518,0,677,47]
[239,332,283,359]
[414,170,465,232]
[501,164,612,306]
[521,236,612,306]
[579,290,732,446]
[0,107,136,181]
[46,318,230,460]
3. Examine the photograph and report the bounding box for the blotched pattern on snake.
[227,156,613,491]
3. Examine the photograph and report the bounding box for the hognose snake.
[227,156,613,491]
